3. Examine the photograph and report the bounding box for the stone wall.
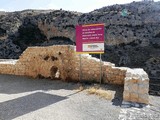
[0,45,123,84]
[0,45,149,104]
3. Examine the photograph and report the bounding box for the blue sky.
[0,0,159,13]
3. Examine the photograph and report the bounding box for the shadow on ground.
[0,92,67,120]
[111,85,124,106]
[0,74,79,94]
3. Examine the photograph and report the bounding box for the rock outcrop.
[0,1,160,79]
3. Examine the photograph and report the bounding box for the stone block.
[138,84,149,94]
[123,91,130,101]
[132,74,141,80]
[140,79,149,85]
[124,85,130,91]
[125,77,132,81]
[130,92,138,102]
[119,71,126,76]
[125,71,132,77]
[131,84,138,92]
[141,74,149,80]
[130,79,138,84]
[138,94,149,104]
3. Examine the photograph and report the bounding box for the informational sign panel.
[76,24,104,54]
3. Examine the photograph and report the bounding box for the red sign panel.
[76,24,104,53]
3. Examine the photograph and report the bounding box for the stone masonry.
[0,45,149,104]
[123,69,149,104]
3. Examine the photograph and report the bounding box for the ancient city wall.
[0,45,149,104]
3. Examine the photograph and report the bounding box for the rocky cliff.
[0,1,160,80]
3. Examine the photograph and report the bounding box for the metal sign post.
[79,54,82,81]
[100,53,102,84]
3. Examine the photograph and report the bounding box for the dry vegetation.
[75,84,116,100]
[86,87,116,100]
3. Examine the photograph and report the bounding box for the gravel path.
[0,75,159,120]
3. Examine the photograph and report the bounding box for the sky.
[0,0,160,13]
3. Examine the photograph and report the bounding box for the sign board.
[76,24,104,54]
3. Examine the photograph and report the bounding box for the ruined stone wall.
[0,45,146,84]
[0,45,127,84]
[0,45,149,104]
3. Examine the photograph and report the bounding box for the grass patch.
[75,84,116,100]
[86,87,116,100]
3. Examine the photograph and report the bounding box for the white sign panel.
[82,43,104,52]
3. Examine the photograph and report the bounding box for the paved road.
[0,75,159,120]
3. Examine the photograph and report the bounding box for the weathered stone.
[123,91,130,101]
[138,94,149,104]
[130,92,139,102]
[131,79,138,84]
[131,84,138,92]
[139,87,149,94]
[123,68,149,104]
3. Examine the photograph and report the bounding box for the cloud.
[46,3,60,10]
[0,8,6,11]
[36,0,61,10]
[49,0,143,13]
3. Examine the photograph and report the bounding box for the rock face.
[0,1,160,79]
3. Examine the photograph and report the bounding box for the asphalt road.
[0,75,159,120]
